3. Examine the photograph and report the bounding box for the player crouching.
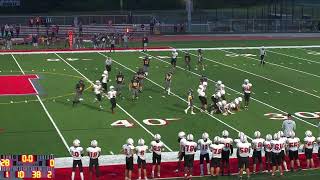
[183,134,197,179]
[286,131,301,171]
[87,140,101,180]
[185,89,196,115]
[198,132,212,176]
[210,136,224,176]
[136,139,148,180]
[70,139,84,180]
[252,131,265,174]
[150,134,165,178]
[122,138,135,180]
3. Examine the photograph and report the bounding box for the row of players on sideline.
[69,126,320,180]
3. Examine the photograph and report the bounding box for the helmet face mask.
[73,139,80,147]
[178,131,186,138]
[91,140,98,147]
[186,134,194,141]
[127,138,134,145]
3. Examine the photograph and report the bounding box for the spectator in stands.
[15,24,20,38]
[79,22,83,36]
[9,25,14,37]
[1,24,4,37]
[55,25,59,37]
[150,21,154,34]
[174,24,178,33]
[29,18,34,27]
[142,35,148,51]
[4,24,9,37]
[32,35,38,48]
[123,33,129,49]
[180,23,185,32]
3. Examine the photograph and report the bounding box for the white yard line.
[11,54,70,151]
[149,50,317,128]
[54,53,172,152]
[267,49,320,65]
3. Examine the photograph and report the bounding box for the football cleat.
[266,134,272,141]
[178,131,186,138]
[91,140,98,147]
[222,130,229,137]
[186,134,194,141]
[154,134,161,140]
[127,138,134,145]
[73,139,80,147]
[305,130,312,137]
[213,136,220,143]
[202,132,209,140]
[138,138,145,145]
[254,131,261,138]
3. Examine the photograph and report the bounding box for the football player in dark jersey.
[73,79,85,107]
[129,75,140,100]
[115,71,125,97]
[143,56,150,76]
[137,68,145,92]
[184,52,191,71]
[164,72,172,95]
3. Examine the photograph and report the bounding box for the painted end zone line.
[97,52,253,141]
[54,53,173,152]
[10,54,70,151]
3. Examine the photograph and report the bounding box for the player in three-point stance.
[197,132,212,176]
[304,130,316,169]
[73,79,85,107]
[264,134,273,172]
[184,52,191,71]
[271,133,284,176]
[70,139,84,180]
[171,49,179,71]
[286,131,301,171]
[260,46,266,66]
[252,131,265,174]
[175,131,187,172]
[135,139,148,180]
[107,86,117,114]
[195,48,205,71]
[87,140,101,180]
[115,71,125,97]
[122,138,135,180]
[183,134,197,179]
[242,79,252,110]
[93,80,103,110]
[184,89,196,115]
[220,130,233,176]
[237,135,251,179]
[164,72,172,95]
[150,134,165,178]
[210,136,225,176]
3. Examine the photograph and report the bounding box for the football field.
[1,40,320,179]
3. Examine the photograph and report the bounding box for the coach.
[282,114,296,137]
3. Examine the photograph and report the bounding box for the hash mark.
[288,91,293,93]
[149,96,152,99]
[276,91,281,94]
[313,90,318,92]
[264,92,269,94]
[109,151,114,155]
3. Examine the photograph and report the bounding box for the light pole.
[186,0,193,32]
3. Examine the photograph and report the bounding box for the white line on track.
[11,54,70,151]
[267,50,320,65]
[97,52,254,140]
[55,53,172,152]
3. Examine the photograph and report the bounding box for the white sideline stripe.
[98,52,252,141]
[10,54,70,151]
[268,49,320,65]
[221,49,320,79]
[170,49,318,128]
[54,53,172,153]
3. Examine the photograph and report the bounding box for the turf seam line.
[10,54,70,152]
[54,53,173,152]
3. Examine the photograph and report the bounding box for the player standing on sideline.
[183,134,197,179]
[304,130,316,168]
[150,134,165,178]
[195,49,205,71]
[286,131,301,171]
[122,138,135,180]
[210,136,224,176]
[70,139,84,180]
[175,131,187,172]
[93,80,103,110]
[142,35,148,52]
[198,84,207,112]
[271,133,284,176]
[264,134,273,172]
[101,70,109,92]
[220,130,233,176]
[260,46,266,66]
[105,57,112,72]
[142,56,150,76]
[252,131,265,174]
[136,139,148,180]
[129,75,140,100]
[279,131,289,171]
[282,114,296,137]
[198,132,212,176]
[185,89,196,115]
[184,52,191,71]
[110,37,115,52]
[237,135,251,179]
[72,79,85,107]
[171,49,179,71]
[317,136,320,162]
[115,71,124,97]
[107,86,117,114]
[242,79,252,110]
[164,72,172,95]
[87,140,101,180]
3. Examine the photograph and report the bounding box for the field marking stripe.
[159,49,318,128]
[221,49,320,79]
[99,52,253,140]
[10,54,70,151]
[267,50,320,65]
[54,53,172,152]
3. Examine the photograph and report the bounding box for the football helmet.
[289,131,295,138]
[217,80,222,85]
[222,100,227,106]
[278,131,284,137]
[138,138,145,145]
[127,138,134,145]
[254,131,261,138]
[73,139,80,147]
[240,135,247,143]
[244,79,249,84]
[273,133,280,140]
[103,70,108,75]
[202,132,209,140]
[222,130,229,137]
[154,134,161,140]
[238,132,244,138]
[110,86,114,90]
[213,136,220,143]
[305,130,312,137]
[178,131,186,138]
[95,80,100,85]
[237,97,243,102]
[91,140,98,147]
[266,134,272,141]
[186,134,194,141]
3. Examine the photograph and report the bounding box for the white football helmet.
[217,80,222,85]
[317,137,320,142]
[237,97,243,102]
[230,103,236,109]
[289,131,295,138]
[266,134,272,141]
[217,101,223,107]
[95,80,100,85]
[254,131,261,138]
[305,130,312,137]
[222,100,227,106]
[222,130,229,137]
[103,70,108,75]
[73,139,80,147]
[110,86,114,90]
[202,81,208,87]
[215,92,221,98]
[244,79,249,84]
[154,134,161,140]
[234,99,239,104]
[273,133,280,140]
[172,49,177,52]
[186,134,194,141]
[127,138,134,145]
[178,131,186,138]
[198,84,204,90]
[91,140,98,147]
[138,138,145,145]
[278,131,284,137]
[202,132,209,140]
[240,135,247,143]
[238,132,244,138]
[213,136,220,143]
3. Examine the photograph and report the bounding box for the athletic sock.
[80,172,84,180]
[71,172,75,180]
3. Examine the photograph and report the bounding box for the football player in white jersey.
[101,70,109,92]
[264,134,273,172]
[242,79,252,110]
[197,84,207,112]
[220,130,233,176]
[271,133,283,176]
[93,80,103,110]
[210,136,225,176]
[260,46,266,66]
[252,131,265,174]
[176,131,187,172]
[183,134,197,179]
[304,130,316,168]
[107,86,117,114]
[150,134,165,178]
[70,139,84,180]
[136,139,148,180]
[87,140,101,180]
[317,136,320,161]
[171,49,178,70]
[197,132,212,176]
[122,138,135,180]
[234,97,242,111]
[278,131,288,171]
[237,135,251,179]
[286,131,301,171]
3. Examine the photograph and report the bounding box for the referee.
[107,86,117,114]
[282,113,296,137]
[259,46,266,66]
[105,57,112,72]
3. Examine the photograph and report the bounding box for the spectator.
[15,24,20,38]
[29,18,34,27]
[123,33,129,49]
[180,23,185,32]
[79,22,83,36]
[150,21,154,34]
[55,25,59,37]
[1,25,4,37]
[174,24,177,33]
[9,25,14,37]
[5,24,9,37]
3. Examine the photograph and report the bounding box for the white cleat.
[191,112,196,115]
[184,109,188,114]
